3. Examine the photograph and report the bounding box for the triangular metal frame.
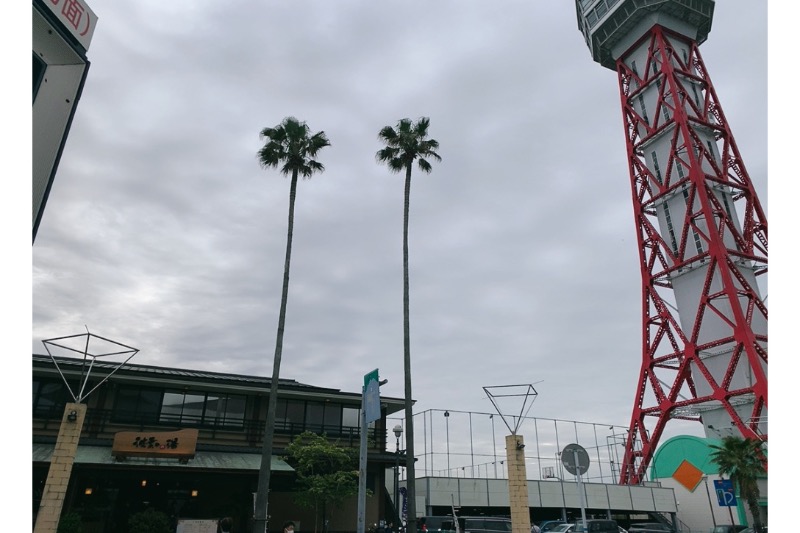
[483,384,538,435]
[42,329,139,403]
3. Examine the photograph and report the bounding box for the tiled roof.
[33,354,336,394]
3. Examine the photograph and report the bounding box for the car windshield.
[552,526,572,532]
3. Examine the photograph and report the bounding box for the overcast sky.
[24,1,782,469]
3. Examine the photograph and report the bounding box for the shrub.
[57,511,83,533]
[128,508,172,533]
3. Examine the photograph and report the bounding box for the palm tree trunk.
[254,169,299,533]
[403,163,417,533]
[745,492,763,532]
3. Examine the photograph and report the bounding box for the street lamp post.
[444,411,450,474]
[393,424,403,528]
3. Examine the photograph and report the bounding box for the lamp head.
[67,410,78,422]
[393,424,403,438]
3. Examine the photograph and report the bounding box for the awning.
[33,444,293,472]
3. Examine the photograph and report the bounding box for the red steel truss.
[615,26,768,484]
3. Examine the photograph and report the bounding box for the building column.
[34,402,86,533]
[505,435,531,533]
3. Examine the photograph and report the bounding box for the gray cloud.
[32,0,768,448]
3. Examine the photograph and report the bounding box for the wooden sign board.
[112,428,199,460]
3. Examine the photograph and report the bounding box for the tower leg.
[613,26,768,484]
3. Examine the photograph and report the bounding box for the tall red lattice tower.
[575,1,768,484]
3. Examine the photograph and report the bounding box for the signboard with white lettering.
[176,519,218,533]
[112,428,199,460]
[41,0,98,51]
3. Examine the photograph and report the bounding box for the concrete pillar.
[34,402,86,533]
[505,435,531,533]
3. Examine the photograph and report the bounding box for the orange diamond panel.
[672,459,703,491]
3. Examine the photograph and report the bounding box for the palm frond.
[257,117,329,178]
[376,117,441,176]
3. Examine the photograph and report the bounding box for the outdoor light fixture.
[444,411,450,417]
[67,410,78,422]
[191,490,199,497]
[516,442,525,450]
[392,424,403,526]
[84,488,92,495]
[141,480,147,487]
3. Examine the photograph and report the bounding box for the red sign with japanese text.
[42,0,98,51]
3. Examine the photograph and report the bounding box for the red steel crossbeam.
[614,26,768,485]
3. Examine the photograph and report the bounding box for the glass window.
[285,400,305,430]
[651,151,663,184]
[306,402,324,431]
[324,403,342,431]
[207,394,245,427]
[33,53,46,103]
[342,407,360,428]
[114,387,161,423]
[160,392,185,423]
[663,202,679,255]
[33,380,68,415]
[638,94,649,124]
[224,395,246,426]
[182,393,205,424]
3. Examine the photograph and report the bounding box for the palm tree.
[253,117,330,533]
[709,436,766,533]
[376,117,441,533]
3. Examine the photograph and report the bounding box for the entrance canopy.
[33,444,293,472]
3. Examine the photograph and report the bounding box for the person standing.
[218,517,233,533]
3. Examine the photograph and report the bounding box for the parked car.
[419,517,452,532]
[573,520,621,533]
[539,521,568,533]
[628,523,672,533]
[441,516,513,533]
[711,526,749,533]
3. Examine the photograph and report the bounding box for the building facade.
[33,355,404,532]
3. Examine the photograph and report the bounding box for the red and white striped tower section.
[575,0,767,484]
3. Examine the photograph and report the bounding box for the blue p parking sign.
[713,479,737,506]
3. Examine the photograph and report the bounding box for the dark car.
[711,526,749,533]
[441,516,513,533]
[628,524,672,533]
[419,517,451,532]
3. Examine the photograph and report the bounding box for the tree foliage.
[709,436,766,532]
[57,512,83,533]
[376,117,441,175]
[284,431,362,531]
[127,508,172,533]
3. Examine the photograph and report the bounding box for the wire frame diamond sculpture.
[483,384,538,435]
[42,330,139,403]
